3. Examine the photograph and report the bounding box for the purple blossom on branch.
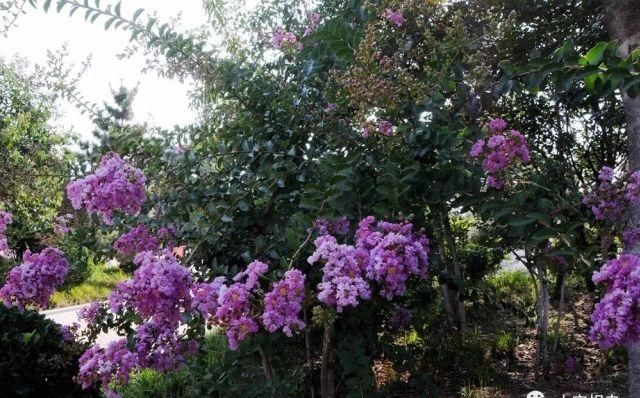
[66,152,146,224]
[0,247,69,310]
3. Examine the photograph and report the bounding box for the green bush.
[0,303,99,398]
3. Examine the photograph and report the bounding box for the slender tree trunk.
[258,345,275,380]
[604,2,640,396]
[439,210,466,330]
[320,324,335,398]
[304,307,316,398]
[535,262,550,375]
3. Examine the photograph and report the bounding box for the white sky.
[0,0,208,140]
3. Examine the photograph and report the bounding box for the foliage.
[0,303,100,397]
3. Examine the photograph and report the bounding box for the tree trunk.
[258,345,275,380]
[535,262,550,375]
[439,211,466,330]
[320,324,335,398]
[604,2,640,396]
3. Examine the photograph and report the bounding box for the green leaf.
[221,214,233,223]
[104,16,116,30]
[132,8,144,22]
[114,1,121,16]
[508,218,536,227]
[43,0,52,12]
[56,1,66,12]
[584,41,608,66]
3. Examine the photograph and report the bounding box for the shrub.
[0,303,100,397]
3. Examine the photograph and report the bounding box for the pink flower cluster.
[583,166,640,222]
[108,250,192,324]
[382,8,405,27]
[469,118,530,189]
[77,338,139,391]
[361,119,395,138]
[308,217,430,309]
[308,234,371,312]
[356,217,430,299]
[304,12,321,36]
[67,152,146,224]
[272,29,301,50]
[0,247,69,310]
[113,225,159,258]
[212,261,269,350]
[53,213,74,235]
[0,210,12,257]
[309,216,350,236]
[191,276,226,319]
[262,269,306,336]
[589,254,640,349]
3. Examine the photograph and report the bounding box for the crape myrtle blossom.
[361,119,395,138]
[54,213,74,235]
[212,262,270,350]
[113,224,160,258]
[382,8,405,27]
[108,250,192,324]
[0,210,12,257]
[469,118,530,189]
[308,216,350,236]
[66,152,146,224]
[583,166,640,222]
[308,234,371,312]
[262,269,306,336]
[304,12,321,36]
[356,216,430,299]
[272,29,301,50]
[589,254,640,349]
[0,247,68,310]
[191,276,226,319]
[233,260,269,290]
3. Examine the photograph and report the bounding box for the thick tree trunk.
[320,324,335,398]
[604,2,640,396]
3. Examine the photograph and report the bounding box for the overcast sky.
[0,0,208,140]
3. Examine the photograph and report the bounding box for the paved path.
[42,302,119,346]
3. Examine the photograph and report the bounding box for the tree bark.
[258,345,275,380]
[439,210,466,330]
[320,324,335,398]
[603,2,640,396]
[535,262,550,375]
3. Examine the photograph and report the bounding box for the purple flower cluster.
[356,217,430,299]
[78,300,105,324]
[308,217,430,309]
[113,225,160,258]
[233,260,269,290]
[214,281,258,350]
[308,234,371,312]
[54,213,74,235]
[589,254,640,349]
[0,247,68,310]
[309,216,350,236]
[212,262,269,350]
[77,338,139,391]
[469,119,530,189]
[583,167,640,222]
[304,12,321,36]
[262,269,306,336]
[108,250,192,324]
[272,29,301,50]
[382,8,405,27]
[67,152,146,224]
[191,276,226,319]
[0,210,12,257]
[361,119,395,138]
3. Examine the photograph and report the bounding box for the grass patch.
[51,262,128,307]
